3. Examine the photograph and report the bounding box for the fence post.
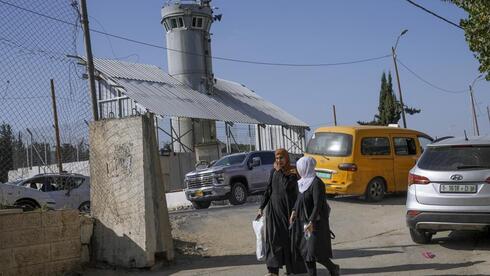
[50,79,63,173]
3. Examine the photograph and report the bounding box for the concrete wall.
[89,115,173,268]
[0,209,93,276]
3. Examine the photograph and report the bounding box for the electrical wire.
[0,0,391,67]
[404,0,464,30]
[396,58,468,94]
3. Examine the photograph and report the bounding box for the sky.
[85,0,490,139]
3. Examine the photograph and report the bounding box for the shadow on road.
[334,248,402,259]
[161,254,261,274]
[433,230,490,251]
[331,193,406,206]
[339,261,485,275]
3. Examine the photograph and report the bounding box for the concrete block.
[0,214,24,231]
[44,223,80,242]
[80,216,94,245]
[21,211,42,229]
[0,249,13,270]
[50,240,81,261]
[61,210,80,225]
[7,264,45,276]
[12,244,50,266]
[81,245,90,263]
[44,258,81,276]
[1,228,44,249]
[42,211,63,227]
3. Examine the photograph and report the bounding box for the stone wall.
[0,209,93,276]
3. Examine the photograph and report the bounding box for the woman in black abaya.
[258,148,305,276]
[290,156,340,276]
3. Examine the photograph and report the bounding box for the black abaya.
[259,169,305,273]
[292,177,333,263]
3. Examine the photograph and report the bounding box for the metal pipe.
[469,85,480,136]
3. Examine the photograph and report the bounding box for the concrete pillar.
[89,115,174,268]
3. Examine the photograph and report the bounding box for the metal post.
[257,125,262,151]
[392,47,407,128]
[248,125,252,151]
[80,0,99,121]
[469,85,480,136]
[333,105,337,126]
[50,79,63,173]
[26,128,33,169]
[487,106,490,126]
[44,143,48,165]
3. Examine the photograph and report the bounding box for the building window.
[192,16,204,29]
[361,137,391,155]
[170,18,178,29]
[163,20,170,32]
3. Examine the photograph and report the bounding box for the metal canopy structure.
[91,58,309,128]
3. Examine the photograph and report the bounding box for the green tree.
[359,72,420,126]
[445,0,490,80]
[0,123,14,182]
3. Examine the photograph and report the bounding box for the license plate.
[316,171,332,179]
[194,190,204,197]
[440,184,477,193]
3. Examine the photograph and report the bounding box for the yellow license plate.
[195,190,204,197]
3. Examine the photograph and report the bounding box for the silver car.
[0,173,90,212]
[406,135,490,244]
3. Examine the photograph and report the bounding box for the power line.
[0,0,391,67]
[404,0,464,30]
[396,58,468,94]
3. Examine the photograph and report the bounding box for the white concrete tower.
[161,0,219,159]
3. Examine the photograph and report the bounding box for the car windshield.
[418,145,490,171]
[306,132,353,157]
[212,154,247,167]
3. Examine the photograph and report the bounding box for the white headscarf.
[296,156,317,193]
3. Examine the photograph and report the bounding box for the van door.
[358,136,396,193]
[391,136,418,192]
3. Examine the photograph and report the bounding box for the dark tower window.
[192,16,204,29]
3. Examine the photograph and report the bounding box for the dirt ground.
[85,194,490,275]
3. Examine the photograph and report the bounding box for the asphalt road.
[85,194,490,276]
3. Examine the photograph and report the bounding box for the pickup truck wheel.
[409,228,433,244]
[229,182,247,205]
[192,201,211,209]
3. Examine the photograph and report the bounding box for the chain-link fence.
[0,0,91,183]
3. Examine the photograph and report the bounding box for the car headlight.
[214,172,225,184]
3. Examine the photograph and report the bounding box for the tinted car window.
[258,152,275,165]
[418,146,490,171]
[361,137,391,155]
[212,154,247,167]
[394,137,417,155]
[306,132,353,157]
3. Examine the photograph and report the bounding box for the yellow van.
[304,126,432,201]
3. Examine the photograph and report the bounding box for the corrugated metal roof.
[91,58,309,127]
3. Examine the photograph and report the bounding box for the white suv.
[406,136,490,244]
[0,173,90,212]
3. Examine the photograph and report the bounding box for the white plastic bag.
[252,217,265,261]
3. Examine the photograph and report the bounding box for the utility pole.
[487,105,490,126]
[469,85,480,136]
[50,79,63,173]
[80,0,99,121]
[392,47,407,129]
[332,105,337,126]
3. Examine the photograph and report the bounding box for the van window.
[306,132,353,157]
[361,137,391,155]
[393,137,417,155]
